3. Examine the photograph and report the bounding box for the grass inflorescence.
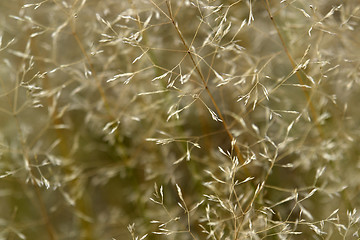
[0,0,359,239]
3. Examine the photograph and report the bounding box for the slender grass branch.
[264,0,323,137]
[165,0,246,165]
